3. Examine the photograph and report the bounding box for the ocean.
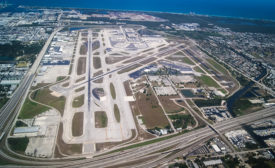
[8,0,275,21]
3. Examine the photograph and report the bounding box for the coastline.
[15,5,275,23]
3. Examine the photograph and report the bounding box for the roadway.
[0,27,274,167]
[0,106,273,167]
[0,29,183,164]
[0,27,62,136]
[0,35,183,159]
[60,106,275,168]
[191,40,275,97]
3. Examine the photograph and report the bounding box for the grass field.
[62,82,69,87]
[206,58,229,75]
[193,66,205,74]
[0,159,12,165]
[110,83,116,99]
[93,70,103,83]
[169,114,195,129]
[15,121,28,127]
[31,88,66,116]
[16,61,28,68]
[55,123,82,156]
[123,81,133,96]
[56,76,66,82]
[114,104,120,123]
[72,112,83,137]
[219,88,227,95]
[93,57,101,69]
[19,95,50,119]
[117,64,142,74]
[198,75,220,88]
[105,56,129,64]
[77,57,86,75]
[122,56,144,64]
[75,76,85,83]
[30,83,50,90]
[233,99,263,116]
[182,57,195,65]
[92,40,100,50]
[0,97,9,109]
[135,88,169,129]
[72,94,84,108]
[8,137,29,153]
[139,57,157,65]
[158,96,184,113]
[75,86,85,92]
[95,129,137,152]
[95,111,108,128]
[80,43,87,55]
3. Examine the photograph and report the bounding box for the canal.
[226,69,267,117]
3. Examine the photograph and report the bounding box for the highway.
[0,28,62,137]
[0,27,274,167]
[0,74,33,133]
[0,106,273,167]
[0,33,184,166]
[61,106,275,168]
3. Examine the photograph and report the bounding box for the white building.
[203,159,223,166]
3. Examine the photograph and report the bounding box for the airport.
[0,6,274,168]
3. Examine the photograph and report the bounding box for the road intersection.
[0,26,274,167]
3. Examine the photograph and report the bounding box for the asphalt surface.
[73,43,184,89]
[0,106,273,167]
[0,27,274,167]
[0,28,61,136]
[61,106,275,168]
[87,31,92,112]
[0,30,183,165]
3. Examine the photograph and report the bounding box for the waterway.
[226,69,267,117]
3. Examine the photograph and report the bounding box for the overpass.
[0,26,274,167]
[0,106,273,167]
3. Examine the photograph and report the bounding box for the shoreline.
[15,5,275,23]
